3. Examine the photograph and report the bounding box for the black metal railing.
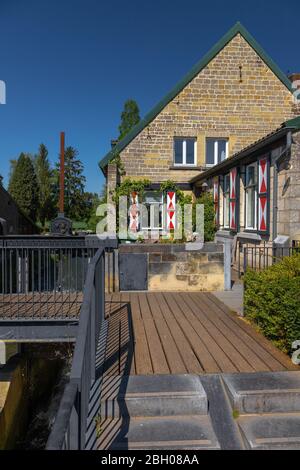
[0,236,96,319]
[237,243,300,277]
[46,247,105,450]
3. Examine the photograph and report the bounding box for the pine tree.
[118,99,140,140]
[8,153,39,222]
[34,143,55,227]
[54,146,86,220]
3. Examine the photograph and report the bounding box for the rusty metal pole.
[59,131,65,214]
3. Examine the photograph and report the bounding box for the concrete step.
[99,415,220,450]
[223,371,300,414]
[101,374,207,419]
[238,413,300,450]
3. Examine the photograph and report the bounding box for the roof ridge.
[99,22,292,171]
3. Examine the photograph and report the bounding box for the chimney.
[288,73,300,90]
[111,139,118,149]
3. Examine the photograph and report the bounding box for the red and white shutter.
[213,177,219,226]
[229,168,237,231]
[167,191,176,230]
[258,157,268,232]
[129,191,139,232]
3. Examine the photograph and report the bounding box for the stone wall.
[0,185,38,235]
[277,130,300,241]
[114,34,294,186]
[119,243,224,291]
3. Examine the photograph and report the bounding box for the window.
[141,191,164,230]
[174,138,197,166]
[206,138,228,166]
[245,163,257,230]
[223,174,230,228]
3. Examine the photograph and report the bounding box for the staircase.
[98,374,220,450]
[223,371,300,450]
[96,371,300,450]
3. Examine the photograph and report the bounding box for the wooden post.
[59,132,65,214]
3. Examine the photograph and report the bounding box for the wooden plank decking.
[103,291,298,376]
[0,292,83,319]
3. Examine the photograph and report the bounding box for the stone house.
[191,116,300,255]
[99,22,299,239]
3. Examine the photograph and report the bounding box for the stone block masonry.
[118,242,224,291]
[117,34,294,185]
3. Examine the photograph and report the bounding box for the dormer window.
[206,138,228,167]
[174,137,197,166]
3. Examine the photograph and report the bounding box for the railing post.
[243,246,247,274]
[224,240,232,291]
[91,282,96,383]
[69,395,80,450]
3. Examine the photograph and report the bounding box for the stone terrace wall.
[119,243,224,291]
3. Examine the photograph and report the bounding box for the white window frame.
[141,192,165,231]
[174,138,197,166]
[223,173,230,229]
[245,163,257,230]
[206,138,229,167]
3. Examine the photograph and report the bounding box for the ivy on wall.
[111,178,216,242]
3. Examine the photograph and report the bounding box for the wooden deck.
[103,291,298,376]
[0,292,83,319]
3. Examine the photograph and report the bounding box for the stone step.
[223,371,300,414]
[238,413,300,450]
[101,374,207,419]
[99,415,220,450]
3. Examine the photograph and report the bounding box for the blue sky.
[0,0,299,193]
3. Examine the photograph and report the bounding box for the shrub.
[194,192,216,242]
[244,254,300,354]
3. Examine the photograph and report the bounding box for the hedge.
[244,254,300,355]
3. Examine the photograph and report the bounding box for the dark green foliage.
[54,146,86,220]
[34,144,55,227]
[244,254,300,354]
[8,153,39,221]
[0,174,3,185]
[86,188,107,232]
[194,192,217,242]
[118,99,140,140]
[114,178,151,200]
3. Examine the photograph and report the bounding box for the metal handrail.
[46,247,105,450]
[238,244,300,276]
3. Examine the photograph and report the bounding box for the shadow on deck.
[102,291,296,377]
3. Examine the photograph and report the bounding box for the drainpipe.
[272,131,292,241]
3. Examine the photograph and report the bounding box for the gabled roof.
[99,22,292,172]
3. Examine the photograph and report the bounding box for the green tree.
[194,192,217,242]
[8,159,17,181]
[118,99,140,140]
[0,174,3,186]
[54,146,86,220]
[34,144,55,227]
[86,187,107,232]
[8,153,39,221]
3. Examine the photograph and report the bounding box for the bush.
[244,254,300,354]
[194,192,217,242]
